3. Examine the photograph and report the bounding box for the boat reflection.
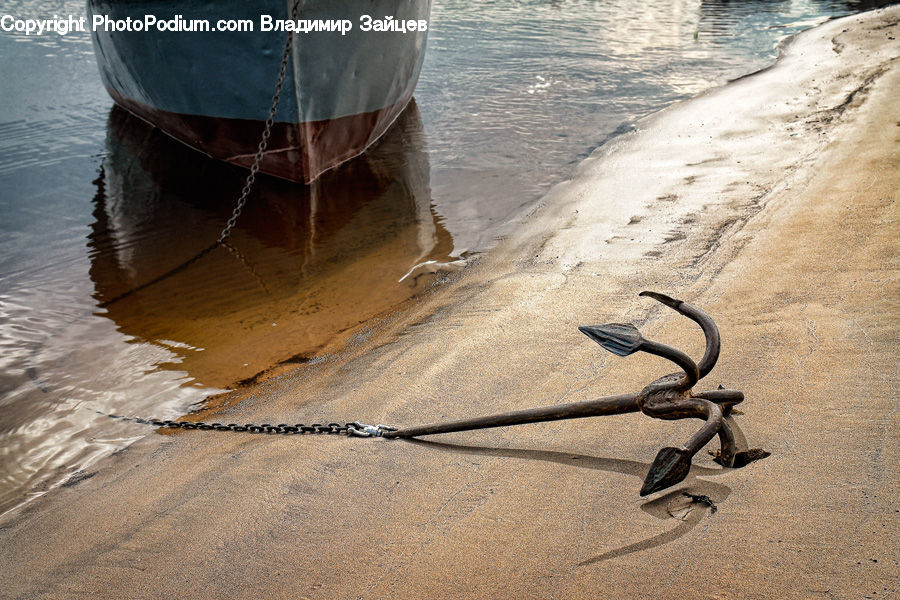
[89,102,453,390]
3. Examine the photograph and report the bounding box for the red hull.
[108,88,412,184]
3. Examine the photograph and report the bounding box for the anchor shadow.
[403,420,741,565]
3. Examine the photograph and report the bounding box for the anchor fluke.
[578,323,643,357]
[640,447,693,496]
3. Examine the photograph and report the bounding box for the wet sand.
[0,8,897,599]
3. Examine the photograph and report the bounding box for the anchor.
[384,291,764,496]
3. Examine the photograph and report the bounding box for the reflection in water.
[90,102,453,389]
[0,102,452,517]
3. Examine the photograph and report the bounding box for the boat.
[87,0,432,183]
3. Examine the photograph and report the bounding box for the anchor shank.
[384,393,639,439]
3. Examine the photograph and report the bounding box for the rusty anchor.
[384,291,763,496]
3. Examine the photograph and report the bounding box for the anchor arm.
[640,398,731,495]
[638,339,699,389]
[692,388,743,417]
[714,419,737,468]
[639,291,721,380]
[681,399,724,457]
[578,323,699,390]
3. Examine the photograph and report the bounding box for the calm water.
[0,0,887,515]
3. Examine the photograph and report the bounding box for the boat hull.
[88,0,432,183]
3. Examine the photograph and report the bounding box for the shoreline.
[0,7,896,598]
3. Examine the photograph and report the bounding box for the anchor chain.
[217,0,299,244]
[100,413,397,438]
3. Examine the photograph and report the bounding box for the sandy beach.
[0,7,897,599]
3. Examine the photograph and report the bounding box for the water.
[0,0,886,516]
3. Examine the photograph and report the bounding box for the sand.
[0,7,897,599]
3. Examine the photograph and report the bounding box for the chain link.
[217,0,299,244]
